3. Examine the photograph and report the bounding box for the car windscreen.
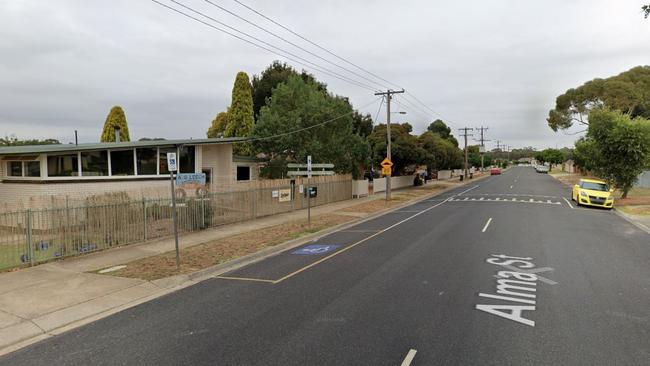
[581,182,608,191]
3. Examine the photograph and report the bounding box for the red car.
[490,168,501,175]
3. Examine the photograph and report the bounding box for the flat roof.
[0,137,246,156]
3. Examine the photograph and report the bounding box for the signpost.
[166,152,181,270]
[287,157,334,225]
[380,158,393,201]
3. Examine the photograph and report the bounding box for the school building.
[0,138,262,209]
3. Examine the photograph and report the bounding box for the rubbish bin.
[460,174,464,181]
[470,173,473,179]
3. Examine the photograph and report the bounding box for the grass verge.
[101,181,461,281]
[105,213,353,281]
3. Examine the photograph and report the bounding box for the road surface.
[2,166,649,365]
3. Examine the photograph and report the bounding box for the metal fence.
[0,178,352,270]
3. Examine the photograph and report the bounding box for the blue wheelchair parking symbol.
[292,244,340,255]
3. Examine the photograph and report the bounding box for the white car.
[535,165,549,173]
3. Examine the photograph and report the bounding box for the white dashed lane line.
[400,349,418,366]
[482,218,493,232]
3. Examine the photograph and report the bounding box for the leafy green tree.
[427,119,459,146]
[573,137,601,172]
[251,61,326,119]
[351,111,374,138]
[100,106,130,142]
[207,111,228,138]
[0,135,60,146]
[418,131,462,171]
[547,66,650,131]
[225,72,255,155]
[253,75,368,177]
[368,123,426,175]
[542,148,566,166]
[584,109,650,197]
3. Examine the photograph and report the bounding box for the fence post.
[200,196,205,229]
[26,209,34,266]
[142,198,147,241]
[251,189,257,219]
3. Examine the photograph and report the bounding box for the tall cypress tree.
[225,72,254,155]
[100,106,131,142]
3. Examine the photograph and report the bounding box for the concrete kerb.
[0,175,488,356]
[186,174,491,283]
[613,209,650,235]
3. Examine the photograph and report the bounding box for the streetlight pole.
[374,89,405,201]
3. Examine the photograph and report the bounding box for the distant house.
[0,137,256,208]
[564,159,576,173]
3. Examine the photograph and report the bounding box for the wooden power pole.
[374,89,405,201]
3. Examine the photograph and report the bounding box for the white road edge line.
[457,185,479,196]
[400,349,418,366]
[562,197,575,209]
[482,217,493,233]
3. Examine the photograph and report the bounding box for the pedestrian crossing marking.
[448,196,562,206]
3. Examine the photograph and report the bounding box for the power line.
[203,0,387,90]
[150,0,378,92]
[231,0,403,90]
[234,97,382,144]
[229,0,455,124]
[374,97,384,124]
[170,0,378,91]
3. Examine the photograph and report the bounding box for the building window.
[179,146,195,173]
[47,154,79,177]
[159,147,176,174]
[236,166,251,181]
[136,148,157,175]
[202,168,212,186]
[81,151,109,176]
[8,161,22,177]
[25,161,40,177]
[110,150,135,176]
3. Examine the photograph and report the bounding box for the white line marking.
[562,197,575,209]
[400,349,418,366]
[482,218,493,233]
[457,185,479,196]
[273,198,451,283]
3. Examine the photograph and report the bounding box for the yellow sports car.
[571,178,614,209]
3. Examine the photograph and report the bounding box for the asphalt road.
[2,166,649,365]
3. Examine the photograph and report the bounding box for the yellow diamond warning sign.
[381,158,393,167]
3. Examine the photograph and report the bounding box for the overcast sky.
[1,0,649,149]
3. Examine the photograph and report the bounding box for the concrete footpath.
[0,177,478,355]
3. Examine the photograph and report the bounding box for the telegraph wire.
[151,0,378,92]
[235,97,383,144]
[229,0,456,124]
[169,0,378,91]
[231,0,402,90]
[202,0,387,90]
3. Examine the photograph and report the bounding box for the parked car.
[535,165,549,173]
[490,167,501,175]
[571,178,614,209]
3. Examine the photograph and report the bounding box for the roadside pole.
[307,155,311,226]
[374,89,404,201]
[459,127,474,179]
[167,152,181,270]
[287,160,334,226]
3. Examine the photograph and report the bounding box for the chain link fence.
[0,178,352,270]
